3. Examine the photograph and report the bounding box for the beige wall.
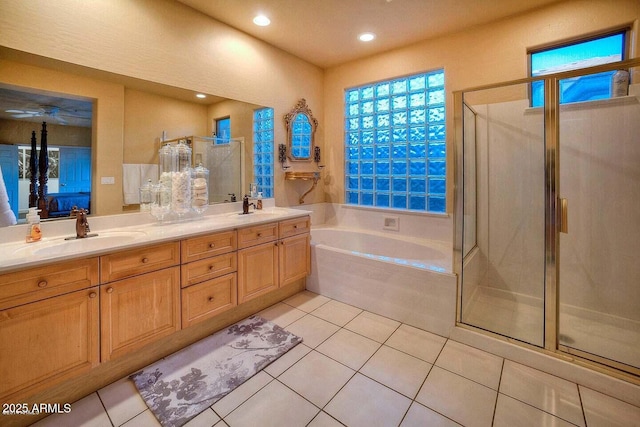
[0,0,324,209]
[323,0,640,212]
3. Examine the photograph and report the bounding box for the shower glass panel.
[459,83,546,347]
[557,65,640,371]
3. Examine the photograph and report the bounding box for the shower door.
[556,64,640,373]
[456,60,640,375]
[457,82,547,348]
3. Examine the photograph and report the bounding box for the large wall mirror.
[284,98,317,161]
[0,50,271,224]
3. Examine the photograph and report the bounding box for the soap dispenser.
[25,207,42,243]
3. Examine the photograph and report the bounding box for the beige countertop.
[0,201,310,273]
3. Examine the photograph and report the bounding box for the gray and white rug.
[130,315,302,427]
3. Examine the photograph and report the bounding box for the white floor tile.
[224,380,318,427]
[183,408,221,427]
[120,409,161,426]
[257,302,306,327]
[32,393,111,427]
[344,311,400,343]
[278,350,355,407]
[493,394,576,427]
[435,340,503,390]
[283,290,330,313]
[361,345,432,398]
[285,314,340,348]
[325,373,411,427]
[211,371,272,418]
[416,366,497,427]
[386,324,447,363]
[400,402,462,427]
[580,386,640,427]
[264,343,312,378]
[316,328,381,370]
[97,377,148,426]
[500,360,584,427]
[311,299,363,326]
[308,411,344,427]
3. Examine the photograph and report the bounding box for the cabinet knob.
[208,296,215,302]
[294,225,298,229]
[141,257,149,263]
[209,243,215,249]
[37,280,48,288]
[209,265,214,271]
[257,233,262,238]
[89,292,97,298]
[106,287,114,294]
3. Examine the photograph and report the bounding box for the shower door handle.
[559,198,568,234]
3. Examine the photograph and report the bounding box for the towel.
[123,164,159,205]
[0,165,17,226]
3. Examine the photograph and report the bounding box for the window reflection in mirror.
[284,98,317,161]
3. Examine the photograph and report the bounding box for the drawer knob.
[37,280,48,288]
[209,265,215,271]
[106,287,114,294]
[294,225,298,229]
[208,296,215,302]
[209,243,215,249]
[89,292,97,298]
[257,233,262,238]
[141,257,149,263]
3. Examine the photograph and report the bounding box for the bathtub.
[307,226,457,337]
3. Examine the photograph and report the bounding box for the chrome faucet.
[75,209,91,238]
[242,195,256,214]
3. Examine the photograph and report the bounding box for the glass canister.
[139,179,153,212]
[150,182,171,221]
[176,141,192,171]
[159,143,176,174]
[191,163,209,214]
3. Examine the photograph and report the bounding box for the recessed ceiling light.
[253,15,270,26]
[196,93,206,99]
[358,32,376,42]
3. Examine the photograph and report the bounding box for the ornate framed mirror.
[284,98,317,161]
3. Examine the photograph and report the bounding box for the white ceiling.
[176,0,562,68]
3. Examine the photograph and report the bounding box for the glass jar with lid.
[191,163,209,214]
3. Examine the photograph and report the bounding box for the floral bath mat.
[130,315,302,427]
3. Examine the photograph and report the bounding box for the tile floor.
[33,291,640,427]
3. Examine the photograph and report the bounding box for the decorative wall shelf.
[285,171,321,204]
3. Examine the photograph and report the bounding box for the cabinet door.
[0,288,99,402]
[279,233,311,287]
[182,273,237,327]
[238,241,278,303]
[101,267,180,361]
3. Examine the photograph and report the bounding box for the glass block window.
[530,31,627,107]
[253,107,274,198]
[345,70,446,212]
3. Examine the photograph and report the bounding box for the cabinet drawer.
[279,216,311,239]
[0,258,99,310]
[181,230,236,263]
[181,252,237,288]
[182,273,237,327]
[100,241,180,283]
[237,222,278,249]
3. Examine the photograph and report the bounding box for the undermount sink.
[13,231,147,257]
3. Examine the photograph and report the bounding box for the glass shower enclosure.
[454,59,640,376]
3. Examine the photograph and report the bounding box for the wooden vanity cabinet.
[100,243,181,361]
[0,260,99,403]
[181,231,238,327]
[238,217,311,303]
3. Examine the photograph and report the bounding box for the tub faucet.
[242,195,256,214]
[75,209,91,238]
